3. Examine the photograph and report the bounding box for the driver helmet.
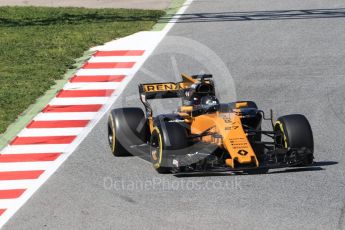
[200,95,219,106]
[200,95,220,112]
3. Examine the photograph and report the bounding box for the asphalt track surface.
[4,0,345,229]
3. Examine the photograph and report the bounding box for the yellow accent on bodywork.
[181,73,198,84]
[180,106,193,112]
[235,102,248,109]
[148,117,154,133]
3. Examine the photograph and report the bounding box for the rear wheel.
[274,114,314,166]
[108,107,149,156]
[150,122,188,173]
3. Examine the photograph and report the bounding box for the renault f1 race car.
[108,73,314,174]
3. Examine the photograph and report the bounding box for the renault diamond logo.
[237,149,248,156]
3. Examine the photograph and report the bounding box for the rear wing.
[139,82,187,100]
[138,73,213,99]
[138,73,213,117]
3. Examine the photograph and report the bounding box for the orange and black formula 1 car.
[108,74,314,174]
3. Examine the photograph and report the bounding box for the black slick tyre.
[274,114,314,166]
[108,107,148,157]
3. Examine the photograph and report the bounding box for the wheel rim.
[151,135,159,161]
[108,116,116,152]
[108,124,113,147]
[274,121,288,148]
[150,128,162,169]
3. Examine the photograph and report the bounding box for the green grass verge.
[0,6,164,134]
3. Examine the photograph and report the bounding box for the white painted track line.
[91,31,165,51]
[0,180,39,190]
[49,97,110,105]
[76,68,133,76]
[1,144,69,154]
[63,82,121,90]
[17,128,83,137]
[0,162,52,172]
[0,200,22,210]
[34,112,97,121]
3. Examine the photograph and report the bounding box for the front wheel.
[274,114,314,166]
